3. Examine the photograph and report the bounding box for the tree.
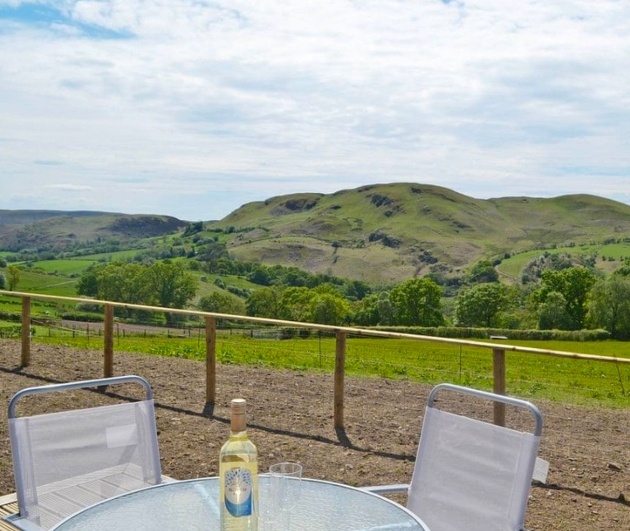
[467,260,499,283]
[77,262,147,305]
[143,260,197,310]
[344,279,371,301]
[377,292,394,325]
[390,278,444,326]
[6,265,21,291]
[454,283,516,328]
[99,262,148,304]
[199,292,246,315]
[531,266,597,330]
[310,293,351,325]
[246,287,282,319]
[0,272,5,290]
[588,276,630,339]
[76,266,100,297]
[352,293,381,326]
[77,262,158,321]
[278,287,316,322]
[282,269,307,287]
[76,261,197,324]
[183,221,204,236]
[247,266,271,286]
[537,291,572,330]
[351,291,396,326]
[312,282,343,297]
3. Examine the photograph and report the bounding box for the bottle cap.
[231,398,246,412]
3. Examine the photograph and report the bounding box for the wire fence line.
[18,317,629,407]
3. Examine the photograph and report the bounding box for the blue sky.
[1,0,629,221]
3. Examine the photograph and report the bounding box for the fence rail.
[1,290,629,429]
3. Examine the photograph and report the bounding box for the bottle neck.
[229,429,249,440]
[229,398,248,436]
[231,412,246,433]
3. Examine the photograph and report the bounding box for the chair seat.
[1,473,175,531]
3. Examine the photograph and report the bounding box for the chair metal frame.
[5,375,164,531]
[364,383,543,531]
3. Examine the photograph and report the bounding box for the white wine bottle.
[219,398,258,530]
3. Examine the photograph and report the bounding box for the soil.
[0,339,628,530]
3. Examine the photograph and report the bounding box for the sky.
[1,1,629,222]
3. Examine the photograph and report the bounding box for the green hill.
[208,183,630,283]
[2,183,630,285]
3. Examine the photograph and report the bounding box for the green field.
[27,259,97,276]
[29,331,630,409]
[1,269,79,297]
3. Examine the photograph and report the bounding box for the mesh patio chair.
[363,383,545,531]
[4,375,166,531]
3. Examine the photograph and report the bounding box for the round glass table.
[50,476,430,530]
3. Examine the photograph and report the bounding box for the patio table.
[50,476,429,530]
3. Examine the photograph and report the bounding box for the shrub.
[372,326,610,341]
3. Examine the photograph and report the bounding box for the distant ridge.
[2,183,630,283]
[0,211,186,251]
[0,209,116,226]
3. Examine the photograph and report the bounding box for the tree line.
[63,257,630,339]
[75,261,196,325]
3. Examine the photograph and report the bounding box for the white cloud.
[0,0,629,220]
[46,183,92,191]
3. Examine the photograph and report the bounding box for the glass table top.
[51,476,430,530]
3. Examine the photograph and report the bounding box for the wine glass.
[268,462,302,529]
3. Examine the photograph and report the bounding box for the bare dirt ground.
[0,339,628,530]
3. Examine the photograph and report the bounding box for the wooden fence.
[2,290,629,429]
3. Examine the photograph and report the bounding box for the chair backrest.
[407,384,543,531]
[7,375,163,530]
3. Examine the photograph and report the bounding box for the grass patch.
[27,259,96,276]
[31,332,630,409]
[1,268,78,297]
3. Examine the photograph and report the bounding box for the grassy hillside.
[3,183,630,285]
[210,183,630,283]
[497,243,630,281]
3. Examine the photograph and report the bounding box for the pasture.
[32,327,630,409]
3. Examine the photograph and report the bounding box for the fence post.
[104,304,114,378]
[205,316,217,407]
[334,330,347,429]
[492,348,506,426]
[21,296,31,367]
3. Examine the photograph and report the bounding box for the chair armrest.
[360,483,409,495]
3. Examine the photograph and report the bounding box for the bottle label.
[224,467,253,517]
